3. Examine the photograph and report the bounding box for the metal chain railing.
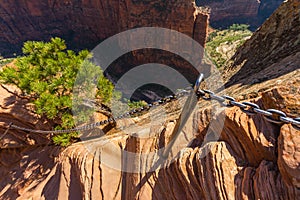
[5,88,192,135]
[196,89,300,131]
[2,75,300,135]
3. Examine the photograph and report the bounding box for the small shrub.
[52,132,78,147]
[127,100,147,109]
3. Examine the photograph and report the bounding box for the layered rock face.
[0,0,207,56]
[0,69,299,199]
[0,84,52,149]
[224,0,300,87]
[196,0,283,30]
[0,0,300,200]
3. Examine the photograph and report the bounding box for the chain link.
[240,102,260,116]
[291,118,300,131]
[221,95,236,107]
[264,109,287,124]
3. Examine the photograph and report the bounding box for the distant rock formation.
[196,0,283,30]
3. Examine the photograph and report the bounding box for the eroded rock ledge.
[0,71,299,199]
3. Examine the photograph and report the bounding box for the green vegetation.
[52,132,79,147]
[206,24,252,68]
[127,99,147,109]
[229,24,250,31]
[0,57,13,67]
[0,38,115,146]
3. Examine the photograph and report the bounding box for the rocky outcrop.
[0,84,51,149]
[0,0,207,57]
[278,124,300,188]
[0,72,299,199]
[224,0,300,87]
[196,0,283,30]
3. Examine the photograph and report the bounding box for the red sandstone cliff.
[0,64,299,199]
[0,0,207,57]
[196,0,283,30]
[224,0,300,87]
[0,0,209,100]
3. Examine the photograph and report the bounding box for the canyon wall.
[224,0,300,87]
[0,0,209,100]
[0,0,207,57]
[196,0,283,30]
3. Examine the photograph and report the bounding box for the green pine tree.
[0,38,115,146]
